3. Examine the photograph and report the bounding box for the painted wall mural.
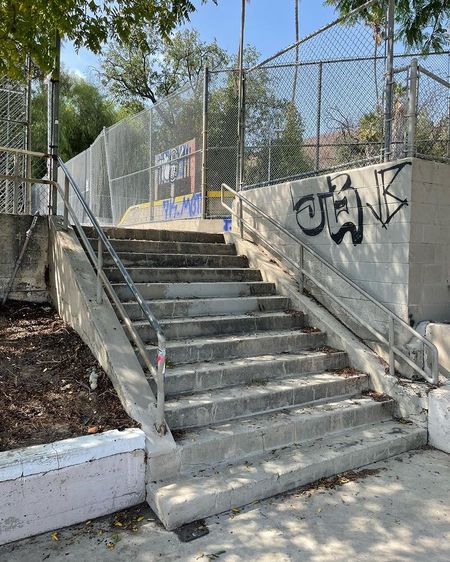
[290,162,411,245]
[162,191,201,221]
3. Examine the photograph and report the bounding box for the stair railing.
[0,144,167,435]
[57,157,167,434]
[221,182,442,385]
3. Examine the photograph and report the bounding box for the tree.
[31,71,119,161]
[325,1,450,53]
[0,0,214,78]
[99,29,229,106]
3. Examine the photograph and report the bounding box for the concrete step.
[164,371,368,429]
[145,329,327,367]
[104,252,248,269]
[134,311,306,344]
[115,281,276,302]
[121,295,291,320]
[82,225,225,244]
[88,238,236,256]
[149,420,427,529]
[104,267,263,284]
[176,396,396,470]
[162,350,347,395]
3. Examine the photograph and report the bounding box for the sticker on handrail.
[157,348,166,376]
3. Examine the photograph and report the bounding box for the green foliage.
[100,28,229,105]
[0,0,214,78]
[270,102,314,180]
[31,71,119,160]
[334,81,449,164]
[325,0,450,53]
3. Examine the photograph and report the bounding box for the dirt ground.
[0,300,137,451]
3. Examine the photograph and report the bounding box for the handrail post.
[96,237,103,304]
[63,175,69,230]
[298,244,304,292]
[156,336,167,434]
[239,197,244,239]
[388,316,395,376]
[407,58,418,158]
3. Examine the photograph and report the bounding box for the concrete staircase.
[83,225,427,530]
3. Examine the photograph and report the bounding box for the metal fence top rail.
[248,0,378,72]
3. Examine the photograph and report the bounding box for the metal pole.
[236,0,246,191]
[25,56,32,214]
[148,109,154,222]
[268,138,272,182]
[63,174,69,229]
[407,58,418,158]
[315,62,323,171]
[13,153,19,214]
[103,127,114,224]
[97,237,103,305]
[47,33,61,214]
[383,0,395,162]
[201,66,209,219]
[388,316,395,376]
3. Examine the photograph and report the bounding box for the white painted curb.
[0,429,146,546]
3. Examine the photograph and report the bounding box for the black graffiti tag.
[366,161,410,228]
[291,172,364,245]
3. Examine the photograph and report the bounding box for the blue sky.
[62,0,337,80]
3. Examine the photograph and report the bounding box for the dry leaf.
[87,426,98,434]
[50,532,59,541]
[113,521,123,527]
[137,516,145,522]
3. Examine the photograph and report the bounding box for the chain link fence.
[241,5,449,190]
[59,0,448,226]
[0,77,30,213]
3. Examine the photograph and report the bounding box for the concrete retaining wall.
[238,158,450,325]
[0,429,146,546]
[0,214,48,302]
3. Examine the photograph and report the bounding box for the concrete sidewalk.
[1,447,449,562]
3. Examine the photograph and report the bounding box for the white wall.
[409,159,450,322]
[239,158,450,325]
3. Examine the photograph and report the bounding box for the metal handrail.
[0,142,166,434]
[56,157,167,434]
[221,182,440,384]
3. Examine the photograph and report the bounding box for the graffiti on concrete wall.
[162,191,201,221]
[290,162,411,245]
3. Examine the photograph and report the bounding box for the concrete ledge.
[429,386,450,453]
[0,429,146,546]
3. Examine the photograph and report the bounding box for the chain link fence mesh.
[57,1,448,226]
[0,77,29,213]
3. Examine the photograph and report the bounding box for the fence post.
[103,127,114,224]
[201,66,209,219]
[12,153,19,214]
[407,58,418,158]
[315,62,323,172]
[149,108,154,222]
[383,0,395,162]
